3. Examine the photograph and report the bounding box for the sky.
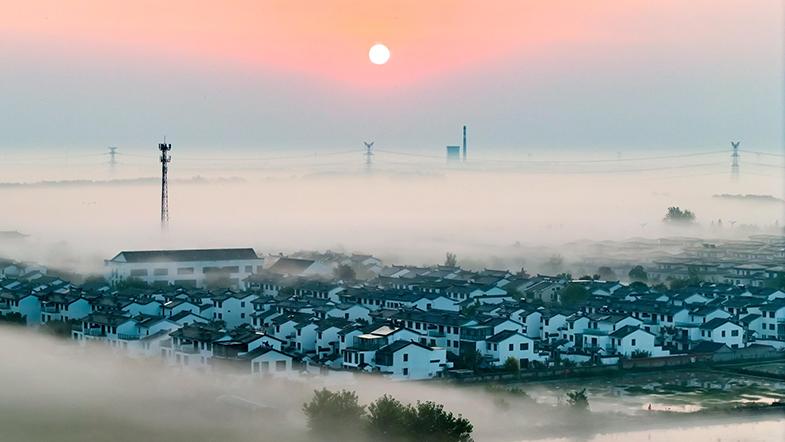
[0,1,783,153]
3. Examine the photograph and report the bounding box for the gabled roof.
[486,329,524,343]
[609,325,649,338]
[699,318,740,330]
[268,257,315,275]
[110,248,259,263]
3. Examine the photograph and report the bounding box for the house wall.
[107,257,263,289]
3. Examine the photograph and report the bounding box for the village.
[0,234,783,382]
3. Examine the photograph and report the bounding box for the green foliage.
[597,266,617,281]
[502,356,519,373]
[765,274,785,290]
[403,401,473,442]
[366,395,409,440]
[628,265,648,282]
[630,350,652,359]
[40,319,75,338]
[302,389,365,440]
[334,264,357,281]
[565,389,589,411]
[560,283,589,306]
[304,390,475,442]
[445,252,458,267]
[663,206,696,223]
[561,359,577,368]
[0,312,25,325]
[455,348,483,372]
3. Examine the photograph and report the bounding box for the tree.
[404,401,473,442]
[303,389,365,440]
[630,350,651,359]
[663,206,696,224]
[334,264,357,281]
[455,348,483,372]
[0,312,25,326]
[445,252,458,267]
[367,395,409,440]
[560,283,589,306]
[597,266,617,281]
[766,273,785,290]
[628,265,648,282]
[565,389,589,411]
[502,356,520,373]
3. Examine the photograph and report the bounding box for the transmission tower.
[363,141,374,173]
[159,141,172,230]
[108,146,118,171]
[731,141,740,180]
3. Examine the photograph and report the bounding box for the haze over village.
[1,1,784,441]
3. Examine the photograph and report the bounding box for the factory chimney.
[462,125,467,161]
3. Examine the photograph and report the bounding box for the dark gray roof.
[111,248,259,263]
[268,257,315,275]
[486,330,521,343]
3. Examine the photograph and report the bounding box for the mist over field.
[1,328,782,442]
[0,149,781,274]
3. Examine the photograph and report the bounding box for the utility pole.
[108,146,118,171]
[363,141,374,173]
[159,140,172,230]
[731,141,740,181]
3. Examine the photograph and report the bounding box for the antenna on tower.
[159,140,172,230]
[363,141,374,173]
[731,141,740,181]
[108,146,118,171]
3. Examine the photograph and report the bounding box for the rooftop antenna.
[108,146,118,171]
[363,141,374,173]
[462,125,467,161]
[159,139,172,230]
[730,141,740,180]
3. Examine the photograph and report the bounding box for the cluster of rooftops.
[1,248,784,380]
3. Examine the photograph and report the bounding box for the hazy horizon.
[1,1,783,152]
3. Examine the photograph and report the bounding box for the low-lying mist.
[1,327,782,442]
[0,157,781,274]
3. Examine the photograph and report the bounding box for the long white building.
[106,248,263,289]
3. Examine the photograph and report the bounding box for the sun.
[369,43,390,65]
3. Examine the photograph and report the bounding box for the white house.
[609,326,668,357]
[482,330,539,368]
[374,340,448,380]
[699,318,745,349]
[106,248,263,289]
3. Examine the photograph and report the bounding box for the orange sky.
[0,1,781,151]
[1,1,632,88]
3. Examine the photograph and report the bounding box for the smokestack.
[462,125,467,161]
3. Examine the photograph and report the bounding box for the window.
[130,269,148,277]
[275,360,287,371]
[177,267,194,275]
[519,343,529,351]
[631,339,636,346]
[403,353,409,362]
[240,313,245,319]
[240,302,245,308]
[509,344,514,351]
[245,265,253,273]
[731,330,739,337]
[402,368,409,376]
[721,331,726,338]
[153,268,168,276]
